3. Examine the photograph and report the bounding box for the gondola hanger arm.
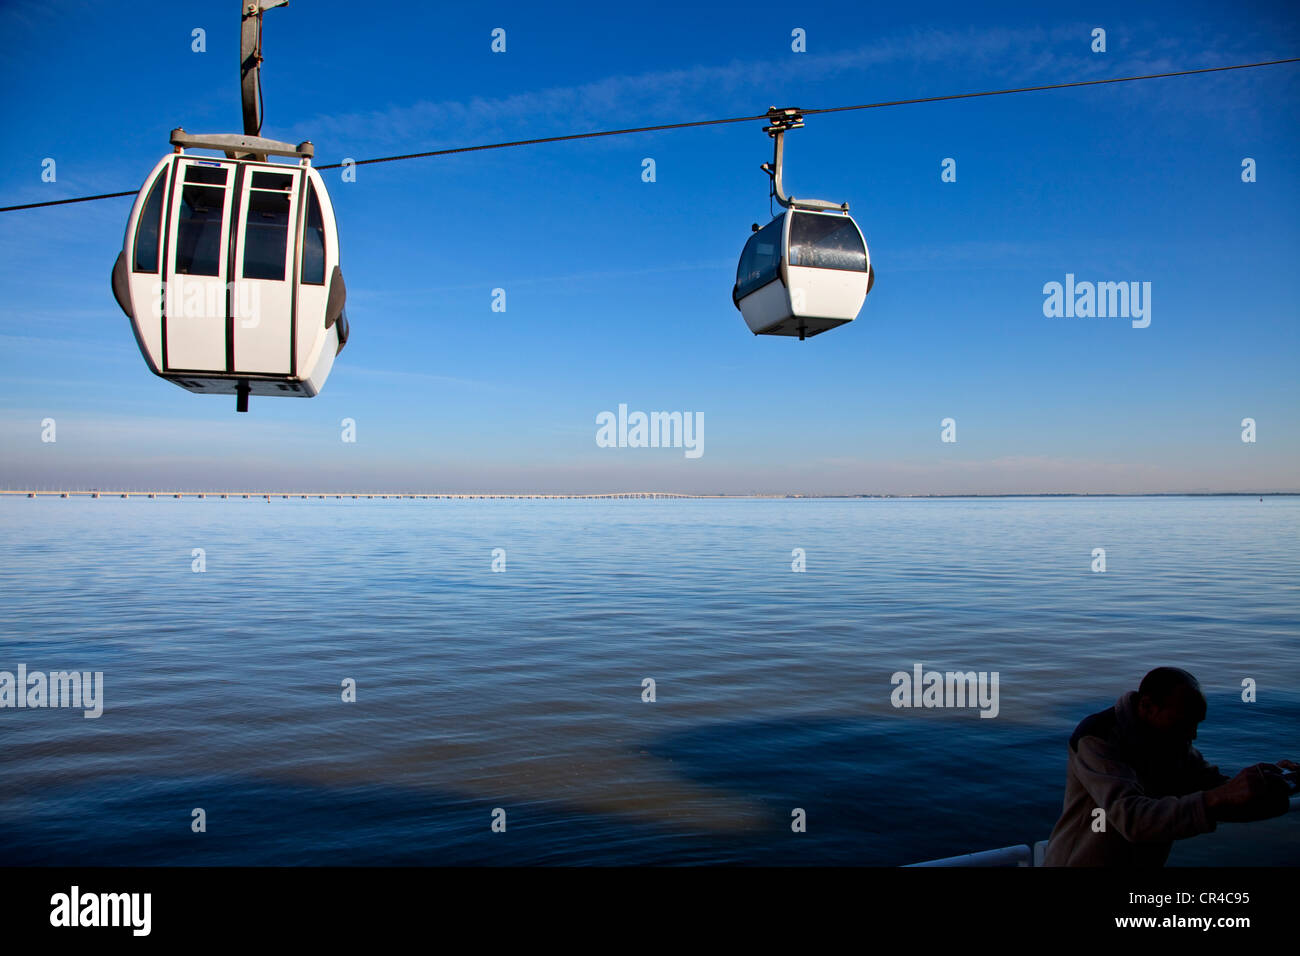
[759,107,849,213]
[241,0,289,150]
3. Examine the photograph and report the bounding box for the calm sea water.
[0,496,1296,866]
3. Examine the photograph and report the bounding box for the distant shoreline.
[2,490,1297,500]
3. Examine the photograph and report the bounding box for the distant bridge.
[1,490,761,500]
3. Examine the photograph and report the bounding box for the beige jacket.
[1043,691,1228,866]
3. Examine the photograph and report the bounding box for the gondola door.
[164,159,235,373]
[231,166,301,376]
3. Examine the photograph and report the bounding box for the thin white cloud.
[276,26,1087,156]
[277,22,1290,161]
[341,364,497,390]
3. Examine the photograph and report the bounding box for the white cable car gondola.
[110,0,348,412]
[733,108,874,340]
[112,130,348,412]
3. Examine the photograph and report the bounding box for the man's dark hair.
[1138,667,1205,712]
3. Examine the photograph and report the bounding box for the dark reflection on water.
[0,496,1296,864]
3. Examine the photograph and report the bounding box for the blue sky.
[1,0,1297,494]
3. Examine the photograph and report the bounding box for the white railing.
[905,843,1039,867]
[906,796,1299,867]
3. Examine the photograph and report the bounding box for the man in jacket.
[1044,666,1296,866]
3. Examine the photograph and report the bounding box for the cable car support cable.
[2,56,1296,213]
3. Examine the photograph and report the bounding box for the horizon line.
[3,490,1297,500]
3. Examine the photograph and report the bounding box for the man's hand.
[1206,763,1293,822]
